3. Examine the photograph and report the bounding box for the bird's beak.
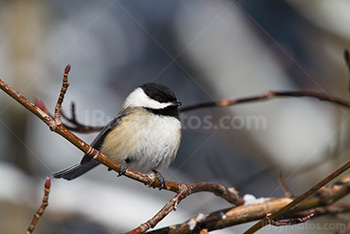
[174,100,181,106]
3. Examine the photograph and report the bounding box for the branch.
[34,99,104,133]
[53,65,70,124]
[266,212,315,226]
[180,49,350,113]
[148,175,350,234]
[278,171,294,198]
[60,102,104,133]
[180,90,350,113]
[280,203,350,221]
[26,176,51,234]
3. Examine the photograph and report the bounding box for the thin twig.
[60,102,104,133]
[278,171,294,198]
[34,99,104,133]
[54,65,70,125]
[181,50,350,114]
[180,90,350,113]
[26,176,51,234]
[284,204,350,220]
[266,212,314,226]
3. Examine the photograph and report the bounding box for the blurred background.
[1,0,350,233]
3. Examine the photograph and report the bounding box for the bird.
[53,82,182,187]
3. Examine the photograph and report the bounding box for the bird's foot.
[118,160,127,177]
[152,170,165,190]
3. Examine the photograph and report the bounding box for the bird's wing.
[80,110,130,165]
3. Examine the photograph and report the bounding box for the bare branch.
[266,212,315,226]
[60,102,104,133]
[26,176,51,234]
[53,65,70,125]
[180,90,350,113]
[278,171,294,198]
[34,99,104,133]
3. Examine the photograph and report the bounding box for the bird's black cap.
[140,83,180,105]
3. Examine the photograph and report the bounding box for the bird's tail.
[53,160,100,180]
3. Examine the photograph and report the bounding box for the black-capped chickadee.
[53,83,181,186]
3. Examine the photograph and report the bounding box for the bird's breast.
[100,108,181,173]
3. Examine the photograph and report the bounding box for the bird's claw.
[152,170,165,190]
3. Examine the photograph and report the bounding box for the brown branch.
[54,65,70,125]
[278,171,294,198]
[34,99,104,133]
[35,65,102,133]
[266,212,314,226]
[60,102,104,133]
[26,176,51,234]
[180,91,350,113]
[281,203,350,221]
[181,50,350,113]
[148,175,350,234]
